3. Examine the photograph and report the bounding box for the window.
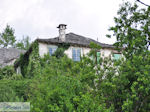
[91,52,101,63]
[97,52,101,62]
[48,45,58,56]
[113,53,121,60]
[16,67,21,74]
[72,48,81,61]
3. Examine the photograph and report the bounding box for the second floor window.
[97,52,101,63]
[48,46,57,56]
[113,53,121,60]
[72,48,81,61]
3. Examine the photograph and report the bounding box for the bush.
[28,73,106,112]
[0,80,23,102]
[0,66,15,79]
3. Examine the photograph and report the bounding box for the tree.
[16,36,31,50]
[28,55,108,112]
[106,1,150,111]
[0,25,16,48]
[107,1,150,59]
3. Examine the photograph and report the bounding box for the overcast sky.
[0,0,149,44]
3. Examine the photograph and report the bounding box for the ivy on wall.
[26,41,41,77]
[16,41,41,78]
[15,42,70,77]
[53,43,70,59]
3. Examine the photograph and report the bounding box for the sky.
[0,0,149,44]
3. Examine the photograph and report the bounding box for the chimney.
[57,24,67,42]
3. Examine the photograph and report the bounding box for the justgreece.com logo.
[0,102,30,111]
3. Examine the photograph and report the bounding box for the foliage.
[29,75,82,111]
[17,41,41,77]
[53,43,70,58]
[106,1,150,111]
[26,41,41,77]
[0,66,15,79]
[0,25,31,49]
[0,83,21,102]
[108,1,150,59]
[0,66,32,102]
[16,42,69,78]
[89,42,102,65]
[28,62,107,112]
[0,78,31,102]
[0,53,111,111]
[16,36,31,50]
[0,25,16,48]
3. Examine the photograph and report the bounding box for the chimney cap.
[57,24,67,28]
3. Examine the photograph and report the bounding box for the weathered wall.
[64,46,91,58]
[0,59,17,68]
[39,43,49,57]
[101,48,114,57]
[39,42,91,58]
[38,42,118,59]
[101,48,121,58]
[7,59,17,66]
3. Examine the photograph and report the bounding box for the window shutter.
[49,47,57,56]
[49,48,53,56]
[97,52,100,63]
[72,49,76,61]
[77,49,81,61]
[113,54,121,60]
[53,48,57,54]
[72,48,81,61]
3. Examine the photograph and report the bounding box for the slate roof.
[0,48,25,67]
[37,33,114,48]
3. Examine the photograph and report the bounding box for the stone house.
[15,24,121,74]
[37,24,121,61]
[0,48,25,67]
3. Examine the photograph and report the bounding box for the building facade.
[0,48,25,67]
[37,24,121,61]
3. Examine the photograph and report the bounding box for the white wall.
[64,46,91,58]
[38,42,117,59]
[39,43,49,57]
[101,48,112,57]
[39,43,59,57]
[1,59,17,68]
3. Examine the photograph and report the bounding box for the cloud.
[0,0,140,44]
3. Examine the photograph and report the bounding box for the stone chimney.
[57,24,67,42]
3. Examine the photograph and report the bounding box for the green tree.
[28,58,107,112]
[0,66,15,79]
[107,1,150,59]
[105,1,150,111]
[16,36,31,50]
[0,25,16,48]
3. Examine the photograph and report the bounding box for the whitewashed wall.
[39,43,49,57]
[1,58,17,68]
[5,59,16,67]
[64,46,91,58]
[38,42,117,59]
[101,48,115,57]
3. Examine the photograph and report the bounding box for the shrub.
[0,66,15,79]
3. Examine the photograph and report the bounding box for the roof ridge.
[37,32,114,48]
[67,32,97,41]
[67,32,111,45]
